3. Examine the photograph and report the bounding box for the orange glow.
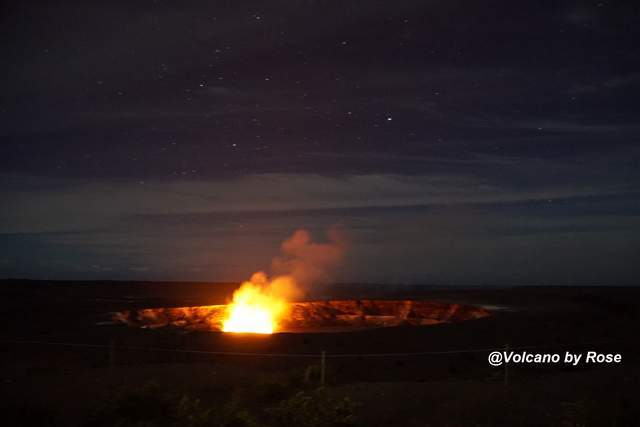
[221,272,293,334]
[221,228,345,334]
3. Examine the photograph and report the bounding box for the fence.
[0,339,620,386]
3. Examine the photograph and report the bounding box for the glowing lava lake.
[113,299,491,334]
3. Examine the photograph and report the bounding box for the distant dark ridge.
[1,278,637,288]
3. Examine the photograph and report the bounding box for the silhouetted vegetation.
[267,389,358,427]
[85,382,258,427]
[80,367,357,427]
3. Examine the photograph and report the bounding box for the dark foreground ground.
[1,280,639,426]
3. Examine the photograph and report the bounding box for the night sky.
[2,1,639,284]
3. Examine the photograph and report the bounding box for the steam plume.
[233,227,347,301]
[271,227,347,292]
[221,227,347,333]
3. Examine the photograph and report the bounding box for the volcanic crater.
[113,299,491,333]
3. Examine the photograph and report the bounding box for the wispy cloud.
[2,171,634,234]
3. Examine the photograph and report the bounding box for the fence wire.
[0,339,619,359]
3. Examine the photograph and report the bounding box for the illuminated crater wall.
[113,299,491,333]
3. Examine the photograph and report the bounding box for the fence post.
[504,343,509,385]
[320,350,326,387]
[109,339,116,368]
